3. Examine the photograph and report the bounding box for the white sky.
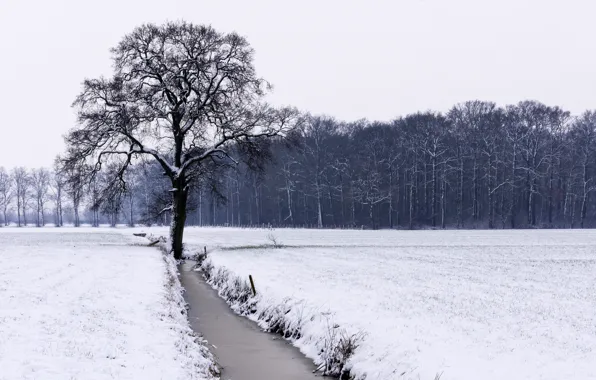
[1,0,595,168]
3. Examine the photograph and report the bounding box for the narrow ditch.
[178,261,321,380]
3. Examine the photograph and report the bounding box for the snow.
[168,227,596,380]
[0,228,216,380]
[134,225,596,248]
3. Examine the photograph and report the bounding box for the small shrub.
[317,317,364,378]
[266,233,284,248]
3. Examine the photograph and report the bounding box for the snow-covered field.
[5,226,594,380]
[168,227,596,380]
[0,228,216,380]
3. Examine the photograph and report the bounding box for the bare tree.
[88,174,101,227]
[569,111,596,228]
[122,169,138,227]
[352,125,389,228]
[63,22,300,258]
[0,168,12,226]
[12,167,31,227]
[99,167,124,227]
[52,173,65,227]
[61,163,85,227]
[51,158,66,227]
[31,168,51,227]
[301,116,339,228]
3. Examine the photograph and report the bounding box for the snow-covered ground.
[7,226,593,379]
[166,227,596,380]
[0,228,216,380]
[138,225,596,248]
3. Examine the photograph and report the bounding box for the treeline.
[0,167,56,227]
[190,100,596,230]
[2,100,596,229]
[0,164,149,227]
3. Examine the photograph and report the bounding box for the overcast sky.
[1,0,595,168]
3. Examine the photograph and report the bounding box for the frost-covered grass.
[0,228,217,380]
[164,227,596,380]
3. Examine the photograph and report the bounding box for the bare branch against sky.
[0,0,595,167]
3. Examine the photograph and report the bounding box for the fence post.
[248,275,257,296]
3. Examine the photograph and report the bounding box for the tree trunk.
[73,205,79,227]
[509,143,517,229]
[227,179,231,225]
[316,180,323,228]
[17,196,21,227]
[22,200,27,226]
[581,161,588,228]
[350,181,356,227]
[500,166,506,229]
[441,168,446,229]
[409,182,414,230]
[339,180,345,227]
[488,154,494,229]
[571,194,576,228]
[256,184,260,226]
[458,157,464,228]
[236,177,241,226]
[548,159,554,226]
[36,200,40,227]
[423,163,428,221]
[563,179,570,228]
[57,190,63,227]
[212,195,216,225]
[286,182,294,225]
[396,169,401,227]
[198,188,203,226]
[170,184,188,260]
[431,156,436,228]
[414,161,419,223]
[327,187,335,226]
[472,156,478,222]
[388,169,393,228]
[129,193,134,227]
[527,183,533,227]
[532,177,538,226]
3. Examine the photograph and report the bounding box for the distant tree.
[0,168,12,226]
[95,162,126,227]
[60,163,85,227]
[12,167,31,227]
[122,169,139,227]
[31,168,51,227]
[64,22,300,259]
[51,158,66,227]
[352,126,389,228]
[301,116,339,228]
[568,111,596,228]
[137,160,171,225]
[88,174,101,227]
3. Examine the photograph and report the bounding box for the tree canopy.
[64,22,300,258]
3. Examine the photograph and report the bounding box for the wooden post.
[249,275,257,296]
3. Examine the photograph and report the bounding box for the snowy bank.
[201,258,362,379]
